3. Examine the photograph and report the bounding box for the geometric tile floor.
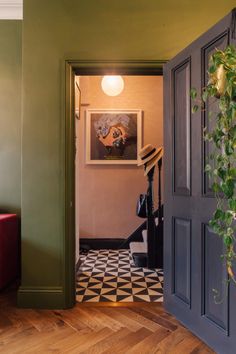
[76,249,163,303]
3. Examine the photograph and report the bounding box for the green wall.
[20,0,236,308]
[0,21,21,215]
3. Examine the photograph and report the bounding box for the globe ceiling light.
[101,75,124,96]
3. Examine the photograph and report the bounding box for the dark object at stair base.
[132,253,148,268]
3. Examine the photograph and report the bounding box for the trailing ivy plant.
[191,45,236,289]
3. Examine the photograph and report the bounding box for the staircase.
[129,215,163,268]
[129,230,147,267]
[129,157,163,269]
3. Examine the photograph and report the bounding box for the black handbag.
[136,194,148,218]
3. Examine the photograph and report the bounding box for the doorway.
[64,60,165,306]
[75,74,163,303]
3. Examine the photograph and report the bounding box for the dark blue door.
[163,10,236,354]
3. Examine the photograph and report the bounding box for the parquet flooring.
[0,288,215,353]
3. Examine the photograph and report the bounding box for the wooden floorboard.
[0,288,215,353]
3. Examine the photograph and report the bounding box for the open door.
[164,9,236,354]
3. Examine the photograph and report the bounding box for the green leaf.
[229,125,236,138]
[190,88,197,100]
[192,104,199,114]
[219,97,227,112]
[207,85,218,97]
[208,65,217,74]
[202,90,209,102]
[217,167,227,180]
[212,182,221,193]
[214,209,224,220]
[229,199,236,212]
[205,164,212,172]
[224,211,234,225]
[221,179,234,198]
[224,235,233,246]
[229,168,236,178]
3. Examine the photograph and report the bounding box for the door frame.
[64,59,166,308]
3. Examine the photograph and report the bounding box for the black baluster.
[146,166,156,269]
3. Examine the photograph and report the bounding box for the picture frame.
[85,109,142,164]
[75,81,81,120]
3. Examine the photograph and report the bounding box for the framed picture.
[75,80,81,120]
[85,109,142,164]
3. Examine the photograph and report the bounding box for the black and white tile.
[76,249,163,303]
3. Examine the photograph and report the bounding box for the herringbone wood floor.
[0,288,215,353]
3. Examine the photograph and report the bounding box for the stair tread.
[130,241,147,255]
[142,229,147,244]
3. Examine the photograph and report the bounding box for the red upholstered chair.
[0,214,19,290]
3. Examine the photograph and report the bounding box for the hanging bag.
[136,194,148,218]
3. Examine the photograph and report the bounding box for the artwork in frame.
[75,80,81,120]
[85,109,142,164]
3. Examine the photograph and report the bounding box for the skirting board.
[80,238,126,250]
[17,286,67,309]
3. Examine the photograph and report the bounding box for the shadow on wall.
[0,206,21,216]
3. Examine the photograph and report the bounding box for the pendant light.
[101,75,124,96]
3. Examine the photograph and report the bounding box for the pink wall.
[76,75,163,239]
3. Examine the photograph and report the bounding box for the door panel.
[173,59,191,196]
[202,225,228,333]
[164,10,236,354]
[173,218,191,306]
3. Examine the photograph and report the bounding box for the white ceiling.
[0,0,23,20]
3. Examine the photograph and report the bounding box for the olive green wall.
[20,0,236,308]
[0,21,21,215]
